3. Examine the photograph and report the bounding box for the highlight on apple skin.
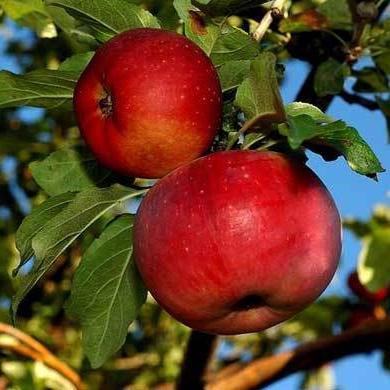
[74,28,222,179]
[134,151,342,335]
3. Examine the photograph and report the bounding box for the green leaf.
[58,52,94,75]
[194,0,266,17]
[344,204,390,238]
[375,52,390,75]
[283,114,384,177]
[11,185,145,320]
[235,53,285,130]
[314,59,350,97]
[285,102,333,123]
[185,20,259,67]
[218,60,251,92]
[241,133,266,149]
[301,365,335,390]
[353,67,389,93]
[0,0,55,36]
[279,10,329,33]
[30,147,112,196]
[173,0,192,21]
[373,204,390,225]
[376,96,390,142]
[47,0,160,43]
[0,70,77,110]
[318,0,353,30]
[282,114,319,149]
[46,4,97,46]
[67,215,147,368]
[14,193,76,274]
[343,218,372,238]
[358,228,390,292]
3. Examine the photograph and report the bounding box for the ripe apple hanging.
[74,28,222,178]
[134,151,342,335]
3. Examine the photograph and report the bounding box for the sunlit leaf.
[47,0,160,42]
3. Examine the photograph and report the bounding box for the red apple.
[134,151,342,334]
[74,28,222,178]
[347,271,389,304]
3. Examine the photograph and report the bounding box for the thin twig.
[0,323,84,389]
[339,91,380,111]
[252,0,286,42]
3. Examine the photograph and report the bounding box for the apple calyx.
[99,90,113,117]
[231,294,265,312]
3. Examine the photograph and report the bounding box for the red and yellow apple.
[347,271,389,304]
[134,151,342,334]
[74,28,222,178]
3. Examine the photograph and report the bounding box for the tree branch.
[339,91,379,111]
[207,317,390,390]
[252,0,286,42]
[176,331,217,390]
[0,323,84,390]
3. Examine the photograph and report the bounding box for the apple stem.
[252,0,286,43]
[256,139,280,151]
[176,331,217,389]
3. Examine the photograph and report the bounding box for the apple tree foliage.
[0,0,389,388]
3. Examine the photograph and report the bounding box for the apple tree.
[0,0,389,389]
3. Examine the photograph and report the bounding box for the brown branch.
[339,91,379,111]
[0,323,51,355]
[207,317,390,390]
[0,341,43,361]
[176,331,218,390]
[0,322,84,389]
[252,0,286,42]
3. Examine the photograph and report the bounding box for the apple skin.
[73,28,222,178]
[347,272,389,304]
[134,151,342,334]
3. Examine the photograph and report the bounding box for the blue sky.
[1,17,390,390]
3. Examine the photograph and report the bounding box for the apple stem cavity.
[99,91,113,117]
[232,294,265,311]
